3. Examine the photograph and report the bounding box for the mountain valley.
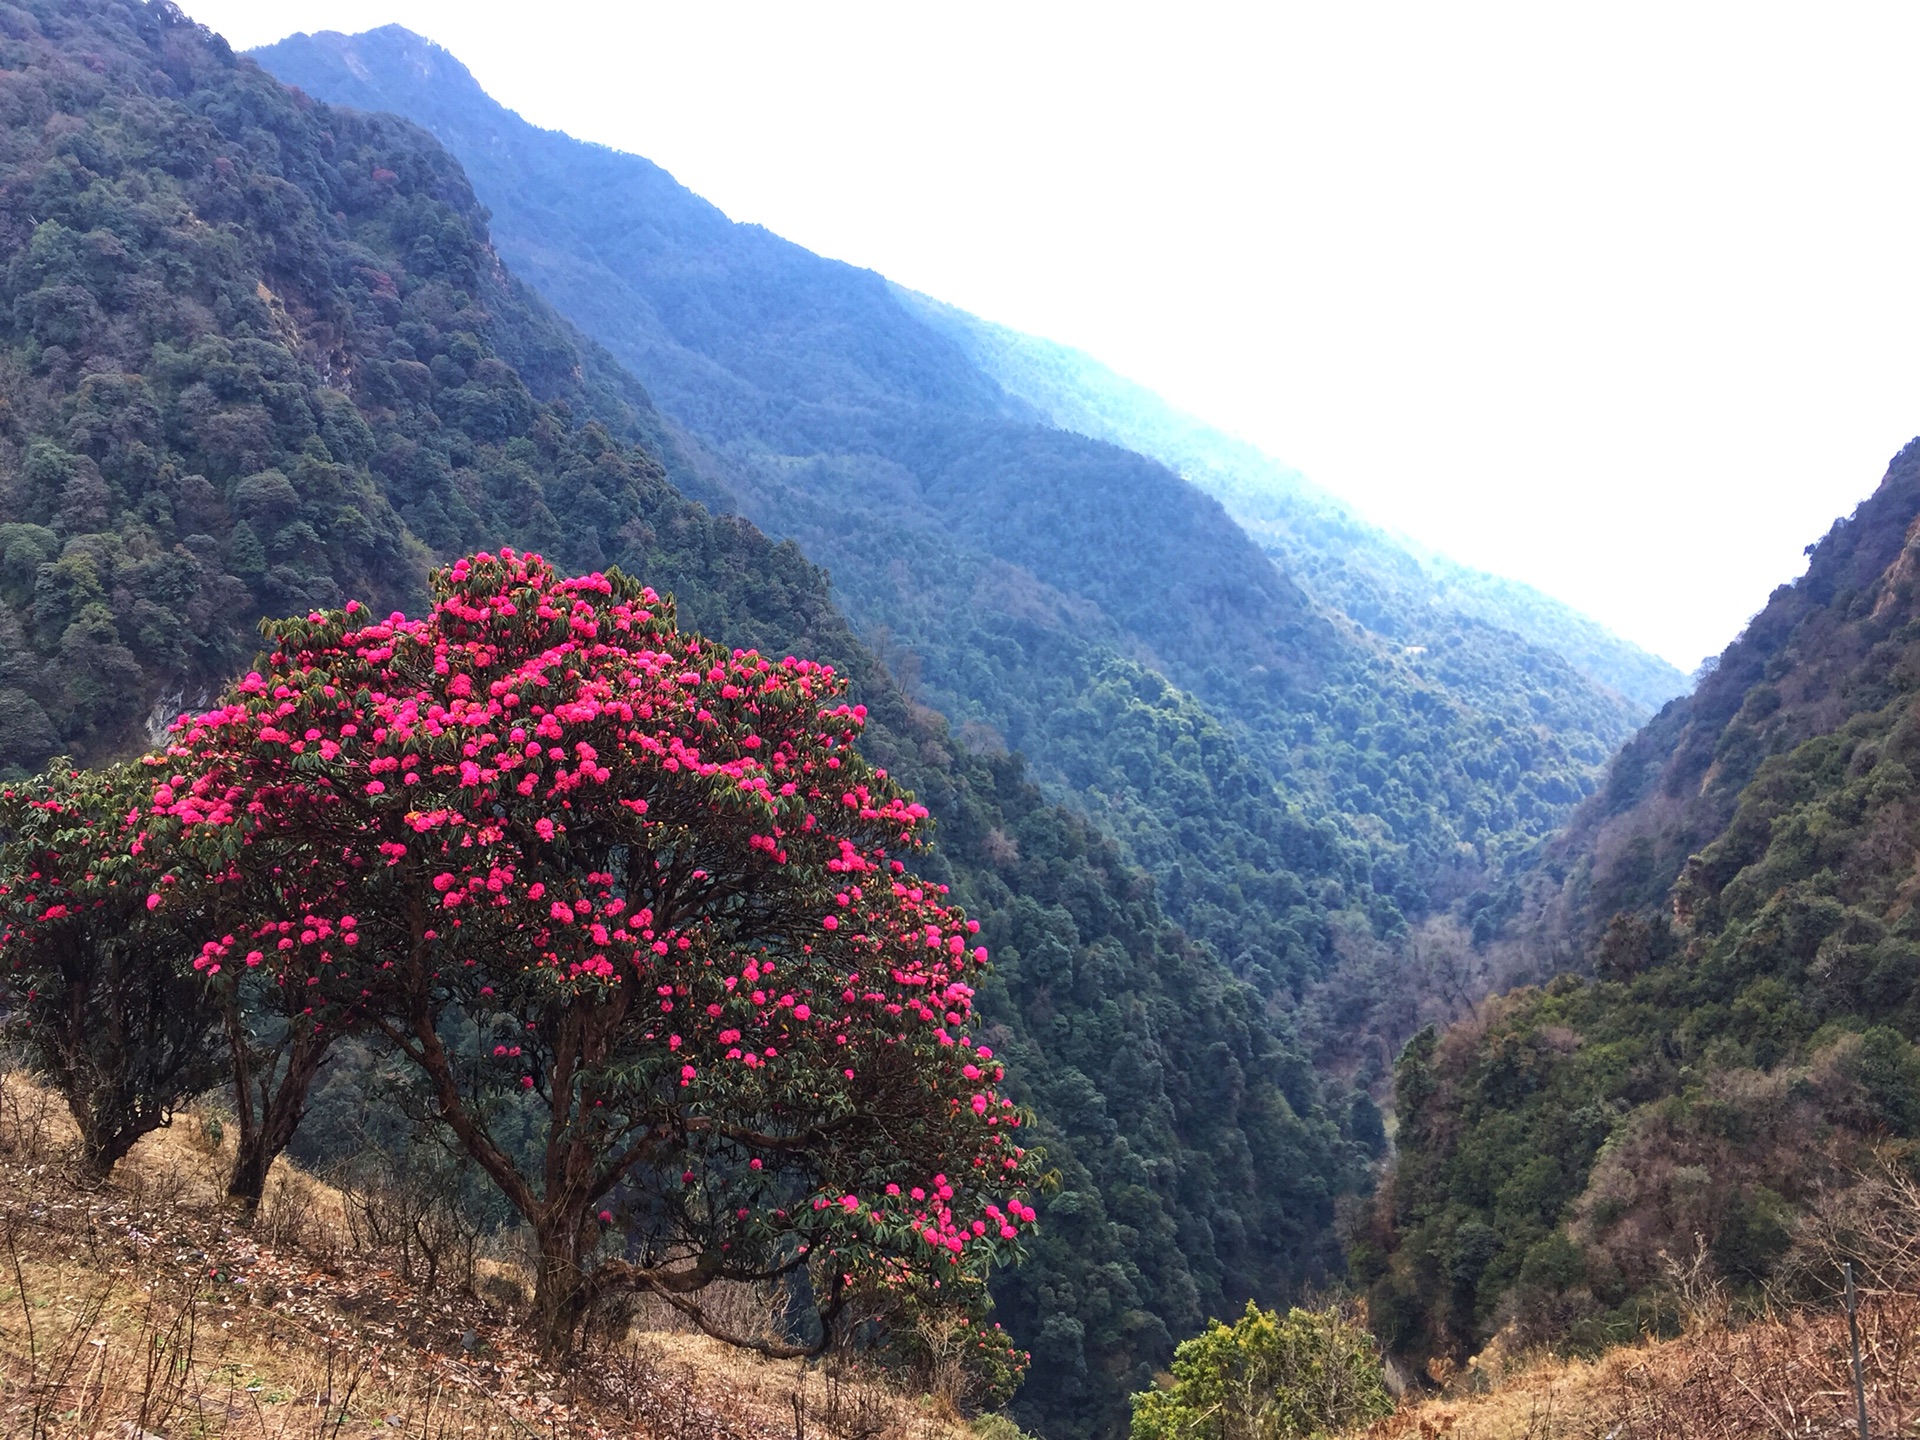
[0,3,1913,1437]
[253,20,1674,1064]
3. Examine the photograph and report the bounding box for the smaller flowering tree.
[155,550,1038,1355]
[0,762,225,1179]
[850,1267,1032,1412]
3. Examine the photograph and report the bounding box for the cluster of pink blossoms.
[145,549,1038,1272]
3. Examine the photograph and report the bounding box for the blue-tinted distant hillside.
[255,24,1658,967]
[898,290,1688,714]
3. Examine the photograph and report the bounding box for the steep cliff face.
[1534,439,1920,948]
[1358,441,1920,1371]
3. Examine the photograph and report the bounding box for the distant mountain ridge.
[253,26,1678,714]
[897,289,1689,714]
[253,26,1658,967]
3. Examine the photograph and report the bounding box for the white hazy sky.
[183,0,1920,671]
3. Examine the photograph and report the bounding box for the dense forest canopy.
[0,3,1375,1434]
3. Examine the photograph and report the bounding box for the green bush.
[1130,1303,1392,1440]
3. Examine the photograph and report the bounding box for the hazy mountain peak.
[255,28,1665,931]
[279,24,470,86]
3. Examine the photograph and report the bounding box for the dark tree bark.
[44,940,224,1186]
[220,997,336,1208]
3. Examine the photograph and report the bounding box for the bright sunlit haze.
[183,0,1920,671]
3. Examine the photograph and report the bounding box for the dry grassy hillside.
[1362,1297,1920,1439]
[0,1075,994,1440]
[9,1058,1920,1440]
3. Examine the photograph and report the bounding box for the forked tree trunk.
[223,1008,334,1210]
[528,1203,598,1357]
[72,1110,143,1186]
[225,1133,277,1208]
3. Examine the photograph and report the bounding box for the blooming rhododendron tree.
[0,763,225,1178]
[153,550,1038,1354]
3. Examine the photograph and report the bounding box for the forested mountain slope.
[1531,446,1920,952]
[253,25,1648,997]
[899,290,1687,715]
[0,3,1364,1435]
[1355,441,1920,1372]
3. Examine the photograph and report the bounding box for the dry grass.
[634,1331,974,1440]
[24,1069,1920,1440]
[1360,1298,1920,1440]
[1363,1148,1920,1439]
[0,1075,986,1440]
[1354,1343,1623,1440]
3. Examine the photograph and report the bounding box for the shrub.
[0,761,224,1178]
[1130,1301,1393,1440]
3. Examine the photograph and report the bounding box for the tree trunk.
[224,1018,333,1209]
[225,1133,276,1208]
[75,1132,118,1185]
[528,1205,596,1358]
[73,1111,140,1187]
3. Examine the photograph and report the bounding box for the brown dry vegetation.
[1357,1146,1920,1439]
[1358,1297,1918,1440]
[0,1076,986,1440]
